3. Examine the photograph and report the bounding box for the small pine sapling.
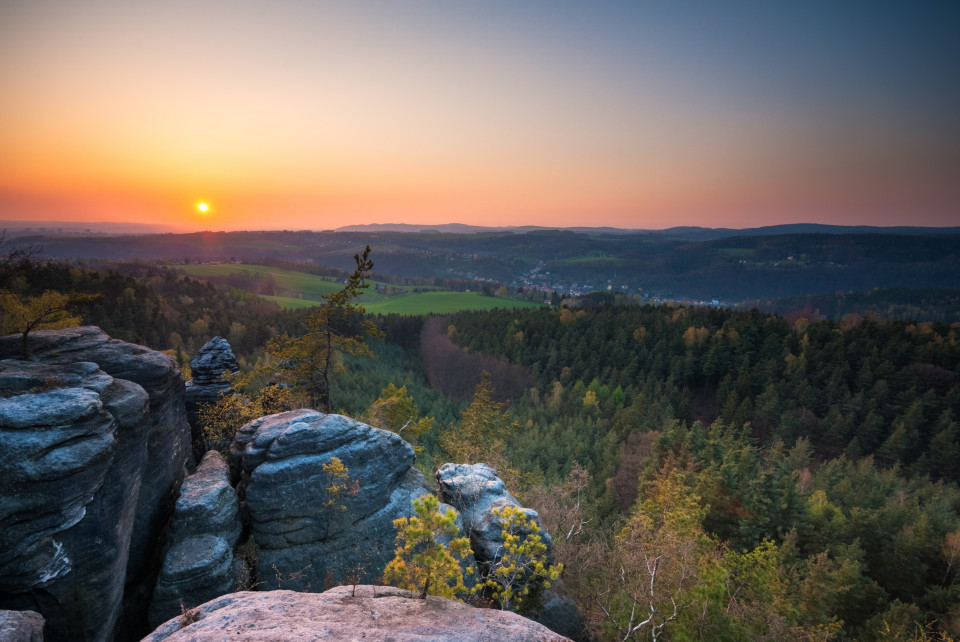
[481,505,562,612]
[383,494,473,599]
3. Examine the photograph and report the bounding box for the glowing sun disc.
[197,202,209,213]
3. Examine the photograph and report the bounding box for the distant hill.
[1,220,188,235]
[6,219,958,239]
[655,224,960,241]
[333,222,636,235]
[335,222,960,240]
[15,226,960,303]
[746,287,960,324]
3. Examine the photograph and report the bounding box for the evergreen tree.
[264,246,381,411]
[383,495,473,599]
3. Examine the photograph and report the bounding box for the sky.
[1,1,958,232]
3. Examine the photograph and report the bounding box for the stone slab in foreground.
[143,586,571,642]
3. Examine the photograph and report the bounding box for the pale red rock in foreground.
[143,586,570,642]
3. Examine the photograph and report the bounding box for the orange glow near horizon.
[1,3,957,232]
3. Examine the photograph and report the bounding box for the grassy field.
[558,255,625,265]
[259,295,327,309]
[174,264,432,301]
[364,291,541,315]
[264,291,541,315]
[174,263,542,314]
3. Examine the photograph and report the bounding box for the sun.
[197,202,209,213]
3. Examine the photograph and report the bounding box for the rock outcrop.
[185,337,239,402]
[167,451,242,550]
[184,336,238,451]
[0,327,191,641]
[148,451,244,627]
[437,463,584,640]
[1,327,582,640]
[0,359,150,641]
[231,409,470,590]
[148,535,238,630]
[143,586,572,642]
[0,327,192,588]
[0,610,45,642]
[437,462,553,564]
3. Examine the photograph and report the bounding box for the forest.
[749,288,960,325]
[422,301,960,639]
[2,243,960,640]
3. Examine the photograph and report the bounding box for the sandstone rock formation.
[437,462,553,563]
[1,327,579,640]
[0,327,192,588]
[231,409,471,590]
[184,336,238,451]
[185,337,239,401]
[437,462,584,640]
[0,327,191,641]
[0,609,45,642]
[149,451,244,627]
[168,451,242,550]
[149,535,238,630]
[143,586,572,642]
[0,359,150,641]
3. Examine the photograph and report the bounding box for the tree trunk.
[20,330,31,360]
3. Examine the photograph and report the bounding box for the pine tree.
[263,246,382,412]
[383,495,473,599]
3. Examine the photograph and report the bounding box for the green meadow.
[177,264,346,300]
[558,255,625,266]
[263,291,541,315]
[364,291,541,315]
[175,264,541,314]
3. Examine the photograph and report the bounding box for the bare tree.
[591,468,706,642]
[944,528,960,587]
[593,517,698,642]
[0,229,42,269]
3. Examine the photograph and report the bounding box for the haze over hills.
[334,222,960,242]
[1,220,189,235]
[7,223,959,306]
[334,223,640,235]
[6,220,960,240]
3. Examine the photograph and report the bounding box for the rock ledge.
[144,586,571,642]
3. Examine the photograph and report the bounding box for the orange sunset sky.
[2,1,958,232]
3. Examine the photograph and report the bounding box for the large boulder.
[0,359,150,641]
[231,410,468,590]
[0,610,45,642]
[436,463,585,640]
[148,535,237,630]
[149,451,244,628]
[168,451,242,550]
[436,463,553,564]
[142,586,572,642]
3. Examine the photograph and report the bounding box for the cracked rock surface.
[149,451,244,628]
[0,358,150,641]
[0,327,191,642]
[232,410,469,590]
[143,586,572,642]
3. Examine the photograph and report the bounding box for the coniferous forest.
[3,247,960,640]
